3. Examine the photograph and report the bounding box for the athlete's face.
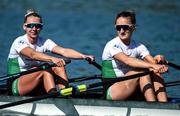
[115,17,135,44]
[23,16,42,41]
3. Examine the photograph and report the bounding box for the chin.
[120,36,128,40]
[31,35,38,38]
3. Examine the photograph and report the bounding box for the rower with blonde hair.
[7,9,94,96]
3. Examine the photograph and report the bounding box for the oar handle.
[85,57,102,70]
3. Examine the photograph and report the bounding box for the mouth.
[120,32,126,37]
[30,31,38,35]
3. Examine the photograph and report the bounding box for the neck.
[118,36,130,45]
[27,36,37,44]
[122,39,130,45]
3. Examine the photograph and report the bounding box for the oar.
[168,62,180,70]
[69,74,101,83]
[69,74,180,88]
[165,80,180,87]
[0,59,71,82]
[68,58,102,83]
[67,58,102,83]
[0,70,152,109]
[85,58,102,70]
[0,85,79,109]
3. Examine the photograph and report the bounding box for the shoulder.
[37,37,57,51]
[105,36,119,47]
[12,35,28,46]
[131,39,146,48]
[38,36,54,43]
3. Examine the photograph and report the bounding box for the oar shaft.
[168,62,180,70]
[69,74,101,83]
[0,59,71,81]
[0,64,55,82]
[0,86,80,109]
[165,80,180,87]
[165,80,180,85]
[0,92,58,109]
[92,62,102,70]
[85,58,102,70]
[88,71,153,88]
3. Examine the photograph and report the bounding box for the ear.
[133,25,136,31]
[23,24,26,31]
[134,27,136,31]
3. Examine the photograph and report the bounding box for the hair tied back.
[24,9,36,17]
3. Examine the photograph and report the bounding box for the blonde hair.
[24,9,36,17]
[24,9,42,23]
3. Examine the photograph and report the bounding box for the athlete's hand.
[82,55,95,63]
[151,64,168,74]
[51,58,65,67]
[154,55,168,64]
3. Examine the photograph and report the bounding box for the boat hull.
[0,96,180,116]
[0,95,180,115]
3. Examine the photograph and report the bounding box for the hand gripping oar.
[0,59,71,82]
[85,57,102,70]
[168,62,180,70]
[0,70,152,109]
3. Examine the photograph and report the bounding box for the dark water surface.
[0,0,180,98]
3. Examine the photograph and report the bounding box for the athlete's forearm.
[52,46,85,59]
[30,51,56,62]
[124,57,154,69]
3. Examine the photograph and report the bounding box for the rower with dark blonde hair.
[102,10,168,102]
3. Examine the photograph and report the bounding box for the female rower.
[7,9,94,96]
[102,10,168,102]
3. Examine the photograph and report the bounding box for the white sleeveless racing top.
[7,34,57,73]
[102,36,150,78]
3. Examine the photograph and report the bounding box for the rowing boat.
[0,95,179,116]
[0,84,179,116]
[0,60,180,115]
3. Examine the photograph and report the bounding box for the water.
[0,0,180,98]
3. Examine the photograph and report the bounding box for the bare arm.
[114,52,155,69]
[20,47,65,66]
[114,53,168,73]
[52,46,94,60]
[144,54,157,64]
[144,54,168,74]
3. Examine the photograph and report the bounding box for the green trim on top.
[7,58,21,74]
[7,58,21,96]
[12,79,19,96]
[102,60,117,78]
[106,87,113,100]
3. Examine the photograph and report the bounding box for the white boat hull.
[0,96,179,116]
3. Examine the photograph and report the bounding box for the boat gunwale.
[0,95,179,110]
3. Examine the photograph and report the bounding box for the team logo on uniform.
[18,40,25,45]
[114,44,120,48]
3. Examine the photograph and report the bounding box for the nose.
[119,28,125,33]
[32,26,38,30]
